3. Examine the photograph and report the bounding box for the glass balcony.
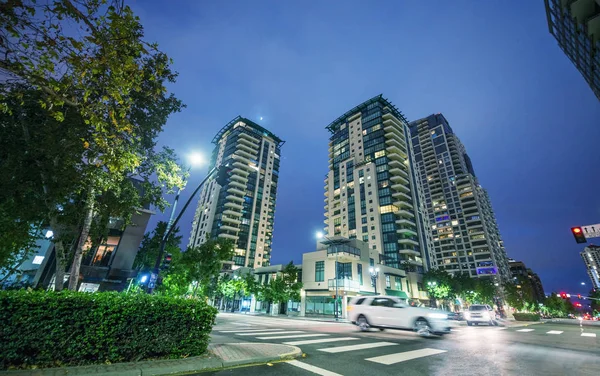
[328,278,360,292]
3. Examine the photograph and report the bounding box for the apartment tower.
[189,116,283,269]
[409,114,510,283]
[323,95,431,278]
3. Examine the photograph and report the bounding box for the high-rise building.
[543,0,600,101]
[409,114,510,283]
[581,245,600,289]
[189,116,283,270]
[323,95,431,294]
[508,259,546,303]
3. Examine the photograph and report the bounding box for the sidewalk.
[0,342,301,376]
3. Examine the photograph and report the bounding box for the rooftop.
[325,94,409,133]
[212,116,284,146]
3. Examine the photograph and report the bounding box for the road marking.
[232,322,252,326]
[318,341,398,354]
[284,337,359,345]
[257,333,329,340]
[366,348,447,365]
[546,331,563,335]
[581,333,597,337]
[287,360,343,376]
[219,329,284,333]
[238,330,305,336]
[516,329,535,332]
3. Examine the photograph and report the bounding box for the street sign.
[582,223,600,239]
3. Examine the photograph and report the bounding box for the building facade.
[189,116,283,269]
[409,114,510,283]
[301,237,427,318]
[508,259,546,303]
[581,245,600,289]
[322,95,431,292]
[544,0,600,101]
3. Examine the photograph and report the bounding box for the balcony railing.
[328,278,360,292]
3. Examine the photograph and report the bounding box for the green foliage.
[513,312,540,322]
[504,278,536,312]
[133,221,182,272]
[543,293,576,317]
[259,262,303,307]
[423,269,499,306]
[0,290,217,370]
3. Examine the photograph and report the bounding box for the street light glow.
[581,282,586,285]
[316,231,324,239]
[188,152,206,167]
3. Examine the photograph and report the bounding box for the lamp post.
[369,267,380,295]
[148,153,210,294]
[316,231,339,320]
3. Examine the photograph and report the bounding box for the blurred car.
[465,304,497,326]
[447,311,464,321]
[348,295,451,336]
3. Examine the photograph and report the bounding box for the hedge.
[513,312,540,322]
[0,290,217,370]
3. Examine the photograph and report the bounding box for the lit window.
[32,256,44,265]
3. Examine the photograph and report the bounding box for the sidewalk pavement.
[0,342,301,376]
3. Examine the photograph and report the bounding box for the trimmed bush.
[513,312,540,322]
[0,290,217,370]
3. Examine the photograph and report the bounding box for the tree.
[259,262,302,313]
[423,269,454,306]
[0,1,185,290]
[133,221,182,273]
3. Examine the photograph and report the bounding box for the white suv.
[465,304,497,326]
[348,295,451,336]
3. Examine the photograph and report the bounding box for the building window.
[315,261,324,282]
[386,275,391,288]
[358,263,363,285]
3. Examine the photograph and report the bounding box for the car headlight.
[428,313,448,320]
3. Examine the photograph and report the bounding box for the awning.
[385,289,409,299]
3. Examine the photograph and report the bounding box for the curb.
[0,344,302,376]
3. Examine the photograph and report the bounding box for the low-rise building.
[300,237,428,319]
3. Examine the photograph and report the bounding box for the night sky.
[129,1,600,295]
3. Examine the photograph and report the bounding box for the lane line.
[284,337,359,345]
[366,348,447,365]
[237,330,305,336]
[516,329,535,332]
[497,327,507,330]
[287,360,343,376]
[257,333,329,340]
[219,329,284,333]
[546,331,563,335]
[318,341,398,354]
[581,333,597,337]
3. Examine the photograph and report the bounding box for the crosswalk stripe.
[219,329,283,333]
[238,330,305,336]
[497,327,507,330]
[257,333,329,340]
[366,348,447,365]
[546,331,563,335]
[517,329,535,332]
[284,337,359,346]
[581,333,596,337]
[287,360,343,376]
[318,341,398,354]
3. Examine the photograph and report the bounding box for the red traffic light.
[578,294,582,299]
[560,293,567,299]
[575,303,582,308]
[571,227,587,244]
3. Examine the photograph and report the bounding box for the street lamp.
[148,152,209,293]
[581,282,586,286]
[369,267,380,295]
[316,231,340,320]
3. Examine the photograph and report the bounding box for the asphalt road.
[196,313,600,376]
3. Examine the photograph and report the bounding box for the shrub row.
[0,290,217,370]
[513,312,540,322]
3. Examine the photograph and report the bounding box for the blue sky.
[130,0,600,295]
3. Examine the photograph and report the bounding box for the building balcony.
[223,209,242,217]
[390,173,410,186]
[391,181,411,194]
[232,152,252,165]
[399,228,418,237]
[392,190,412,201]
[229,179,246,189]
[398,237,420,247]
[235,148,255,160]
[227,186,245,196]
[226,194,244,203]
[395,209,415,218]
[222,216,241,225]
[231,166,250,177]
[218,233,238,240]
[238,142,258,155]
[220,224,239,232]
[239,132,260,145]
[327,246,361,262]
[230,173,248,183]
[398,247,420,256]
[224,201,243,210]
[328,278,360,292]
[393,200,414,211]
[396,218,417,227]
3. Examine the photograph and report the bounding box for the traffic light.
[575,303,582,308]
[216,164,233,186]
[578,294,582,299]
[571,227,587,244]
[560,292,567,299]
[162,253,172,270]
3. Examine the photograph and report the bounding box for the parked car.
[347,295,451,336]
[465,304,497,326]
